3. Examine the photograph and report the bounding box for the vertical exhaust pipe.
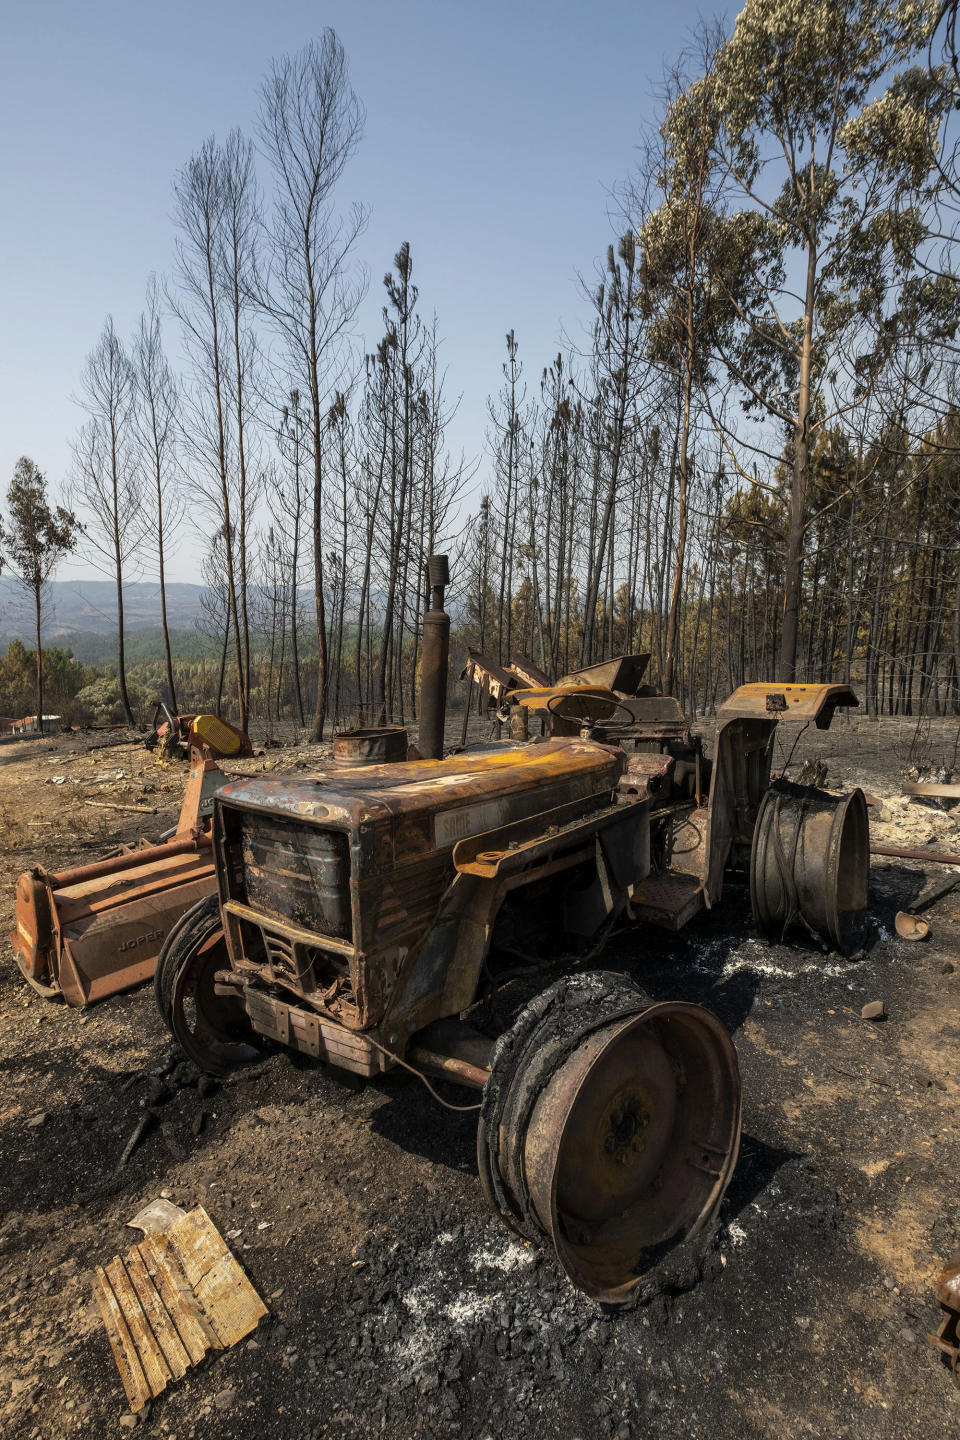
[419,554,450,760]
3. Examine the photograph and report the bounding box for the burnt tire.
[156,893,260,1075]
[154,894,219,1027]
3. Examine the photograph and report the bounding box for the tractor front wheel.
[156,894,260,1075]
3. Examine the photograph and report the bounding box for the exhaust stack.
[419,554,450,760]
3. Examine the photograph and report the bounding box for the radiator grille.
[240,816,351,940]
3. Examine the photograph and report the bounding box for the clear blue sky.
[0,0,720,584]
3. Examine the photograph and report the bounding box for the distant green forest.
[0,625,328,667]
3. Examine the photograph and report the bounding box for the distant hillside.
[17,627,225,665]
[0,578,210,639]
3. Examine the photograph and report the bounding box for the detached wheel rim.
[524,1002,741,1303]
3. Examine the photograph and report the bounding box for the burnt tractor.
[155,557,869,1302]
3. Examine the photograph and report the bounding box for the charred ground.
[1,715,960,1439]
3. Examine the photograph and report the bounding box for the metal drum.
[332,726,408,767]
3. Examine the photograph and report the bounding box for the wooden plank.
[125,1246,191,1380]
[166,1208,267,1347]
[93,1267,152,1413]
[139,1231,217,1363]
[95,1207,267,1409]
[193,1253,269,1347]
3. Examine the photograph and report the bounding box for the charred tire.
[479,971,741,1305]
[154,895,218,1026]
[156,893,260,1075]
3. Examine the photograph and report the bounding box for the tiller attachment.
[11,752,221,1005]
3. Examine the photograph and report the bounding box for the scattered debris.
[795,757,829,787]
[895,911,930,941]
[861,1000,887,1021]
[903,781,960,802]
[93,1205,268,1412]
[117,1112,153,1171]
[870,843,960,866]
[127,1198,186,1234]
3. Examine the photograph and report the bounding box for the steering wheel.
[546,691,636,732]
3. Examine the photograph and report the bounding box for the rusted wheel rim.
[525,1002,741,1304]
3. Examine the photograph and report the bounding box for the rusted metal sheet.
[94,1206,267,1412]
[506,655,552,688]
[461,650,516,703]
[555,654,651,694]
[717,682,859,729]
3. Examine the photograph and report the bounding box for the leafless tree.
[275,390,310,724]
[134,276,183,711]
[170,134,254,730]
[258,29,367,741]
[72,317,147,725]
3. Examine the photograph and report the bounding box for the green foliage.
[5,457,81,594]
[73,673,155,724]
[0,642,90,719]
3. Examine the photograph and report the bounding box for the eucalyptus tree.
[3,458,80,734]
[637,50,729,697]
[258,30,366,740]
[702,0,951,679]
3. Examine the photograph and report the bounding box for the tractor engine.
[209,738,645,1076]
